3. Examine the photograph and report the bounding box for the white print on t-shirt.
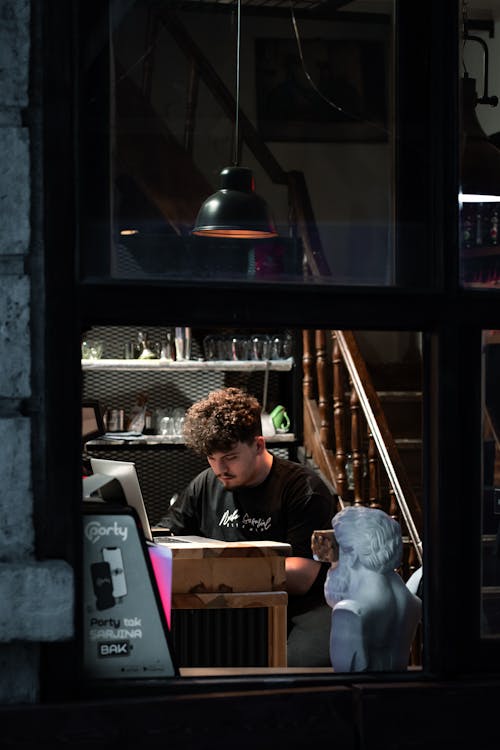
[241,513,272,532]
[219,509,240,527]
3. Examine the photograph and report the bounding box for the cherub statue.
[324,505,421,672]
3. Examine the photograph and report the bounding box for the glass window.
[80,324,424,675]
[79,1,414,288]
[482,329,500,636]
[460,8,500,288]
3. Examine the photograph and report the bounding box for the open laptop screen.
[82,400,105,444]
[88,457,153,542]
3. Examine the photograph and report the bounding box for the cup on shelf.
[172,407,185,436]
[174,326,191,360]
[82,339,104,359]
[216,335,232,361]
[251,334,271,360]
[123,341,136,359]
[269,332,293,359]
[159,414,175,437]
[230,334,251,361]
[282,332,293,358]
[160,333,175,361]
[203,334,218,361]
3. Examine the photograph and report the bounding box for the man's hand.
[285,556,321,595]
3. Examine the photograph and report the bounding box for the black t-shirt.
[161,455,337,620]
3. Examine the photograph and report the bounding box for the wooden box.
[155,536,290,594]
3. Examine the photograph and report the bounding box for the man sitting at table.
[158,387,337,667]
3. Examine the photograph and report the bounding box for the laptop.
[82,400,105,445]
[88,457,153,543]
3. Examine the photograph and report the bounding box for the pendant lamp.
[461,75,500,203]
[192,166,277,238]
[192,0,278,239]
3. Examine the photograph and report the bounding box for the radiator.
[170,608,268,667]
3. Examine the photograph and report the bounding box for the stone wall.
[0,0,73,704]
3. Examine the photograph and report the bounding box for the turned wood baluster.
[315,330,330,448]
[332,332,348,502]
[406,539,419,579]
[388,487,398,520]
[302,330,314,400]
[368,432,383,509]
[349,383,365,505]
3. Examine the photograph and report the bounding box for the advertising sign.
[82,511,178,679]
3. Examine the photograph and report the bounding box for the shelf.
[462,245,500,259]
[86,433,297,447]
[81,357,294,372]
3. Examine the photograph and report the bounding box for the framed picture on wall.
[255,32,389,143]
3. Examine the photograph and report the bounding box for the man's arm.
[156,485,200,534]
[285,556,322,595]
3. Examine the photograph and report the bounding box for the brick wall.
[0,0,73,704]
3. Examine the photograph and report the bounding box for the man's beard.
[324,560,352,607]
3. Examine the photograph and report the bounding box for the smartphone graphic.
[90,561,115,611]
[102,547,127,600]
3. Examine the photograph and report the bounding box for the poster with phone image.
[102,547,127,600]
[82,512,177,679]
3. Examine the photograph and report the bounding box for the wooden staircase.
[301,329,423,579]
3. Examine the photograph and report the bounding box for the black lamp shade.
[192,167,278,238]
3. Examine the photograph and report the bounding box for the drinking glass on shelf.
[154,408,167,433]
[230,334,251,361]
[81,339,104,359]
[203,334,217,361]
[216,335,232,361]
[174,326,191,360]
[270,332,293,359]
[270,335,283,360]
[282,331,293,358]
[172,407,185,436]
[159,413,175,437]
[251,334,271,360]
[160,331,175,361]
[123,341,136,359]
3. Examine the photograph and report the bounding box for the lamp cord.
[233,0,241,166]
[290,1,389,138]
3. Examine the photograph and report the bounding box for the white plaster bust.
[324,506,422,672]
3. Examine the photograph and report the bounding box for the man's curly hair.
[183,387,262,455]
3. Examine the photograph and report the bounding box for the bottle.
[175,327,185,360]
[143,404,155,435]
[490,205,499,246]
[137,331,156,359]
[160,329,175,361]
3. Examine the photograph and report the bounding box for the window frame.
[39,0,500,700]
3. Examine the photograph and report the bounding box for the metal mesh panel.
[83,369,283,416]
[83,369,227,416]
